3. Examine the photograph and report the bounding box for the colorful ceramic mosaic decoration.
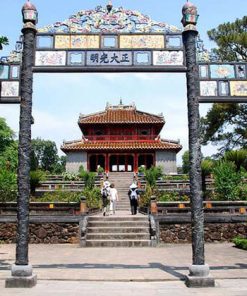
[38,6,181,34]
[230,81,247,96]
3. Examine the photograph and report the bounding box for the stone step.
[85,239,151,247]
[87,227,149,234]
[86,233,150,240]
[88,221,149,227]
[89,216,148,222]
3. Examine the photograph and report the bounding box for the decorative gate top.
[38,5,181,34]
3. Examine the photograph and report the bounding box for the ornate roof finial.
[181,1,198,31]
[119,98,123,105]
[106,0,113,13]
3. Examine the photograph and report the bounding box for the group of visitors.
[101,177,118,216]
[101,177,140,216]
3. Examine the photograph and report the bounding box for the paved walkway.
[0,243,247,295]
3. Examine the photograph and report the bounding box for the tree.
[0,36,9,50]
[0,117,15,154]
[224,149,247,171]
[182,150,190,174]
[0,118,17,201]
[207,16,247,62]
[201,103,247,153]
[201,16,247,153]
[31,138,58,172]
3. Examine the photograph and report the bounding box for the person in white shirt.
[109,183,118,215]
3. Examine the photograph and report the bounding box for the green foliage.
[97,166,104,174]
[78,170,96,189]
[82,187,101,209]
[201,103,247,154]
[62,172,80,181]
[201,158,214,176]
[31,138,58,172]
[0,141,18,172]
[157,191,189,202]
[213,161,242,200]
[51,156,66,174]
[138,166,146,174]
[139,184,152,207]
[182,150,190,174]
[34,191,81,203]
[202,16,247,154]
[224,149,247,171]
[232,237,247,251]
[163,174,189,181]
[30,170,46,194]
[207,16,247,62]
[145,166,163,187]
[0,36,9,48]
[0,117,15,154]
[0,169,17,202]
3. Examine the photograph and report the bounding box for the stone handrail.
[79,216,88,247]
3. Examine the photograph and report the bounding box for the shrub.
[30,170,46,194]
[232,237,247,250]
[0,169,17,202]
[79,170,96,189]
[139,184,152,207]
[82,187,101,209]
[213,161,241,200]
[33,191,81,203]
[62,172,80,181]
[145,166,163,187]
[157,191,189,202]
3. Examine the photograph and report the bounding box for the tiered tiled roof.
[61,140,182,152]
[78,103,165,125]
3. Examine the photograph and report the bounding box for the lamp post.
[181,1,215,288]
[6,0,37,288]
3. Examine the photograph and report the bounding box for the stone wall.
[155,151,177,174]
[159,223,247,243]
[65,151,87,173]
[0,223,79,244]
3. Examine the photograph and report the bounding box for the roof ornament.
[106,0,113,13]
[119,98,123,105]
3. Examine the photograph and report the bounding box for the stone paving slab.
[0,243,247,282]
[1,279,247,296]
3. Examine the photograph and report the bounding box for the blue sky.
[0,0,246,165]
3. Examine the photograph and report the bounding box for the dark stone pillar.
[181,1,215,288]
[6,1,38,288]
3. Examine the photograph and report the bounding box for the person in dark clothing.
[128,183,139,215]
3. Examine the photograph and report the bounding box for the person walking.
[101,180,110,216]
[109,183,118,215]
[128,183,139,215]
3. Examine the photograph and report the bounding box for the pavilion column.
[134,153,138,173]
[105,153,109,173]
[181,1,215,288]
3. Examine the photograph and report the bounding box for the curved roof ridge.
[78,103,165,124]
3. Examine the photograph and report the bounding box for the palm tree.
[224,149,247,171]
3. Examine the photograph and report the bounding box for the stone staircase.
[84,215,151,247]
[108,172,134,211]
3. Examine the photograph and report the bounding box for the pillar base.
[5,264,37,288]
[185,264,215,288]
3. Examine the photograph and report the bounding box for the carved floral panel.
[153,51,183,65]
[200,81,217,96]
[35,51,66,66]
[1,81,19,97]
